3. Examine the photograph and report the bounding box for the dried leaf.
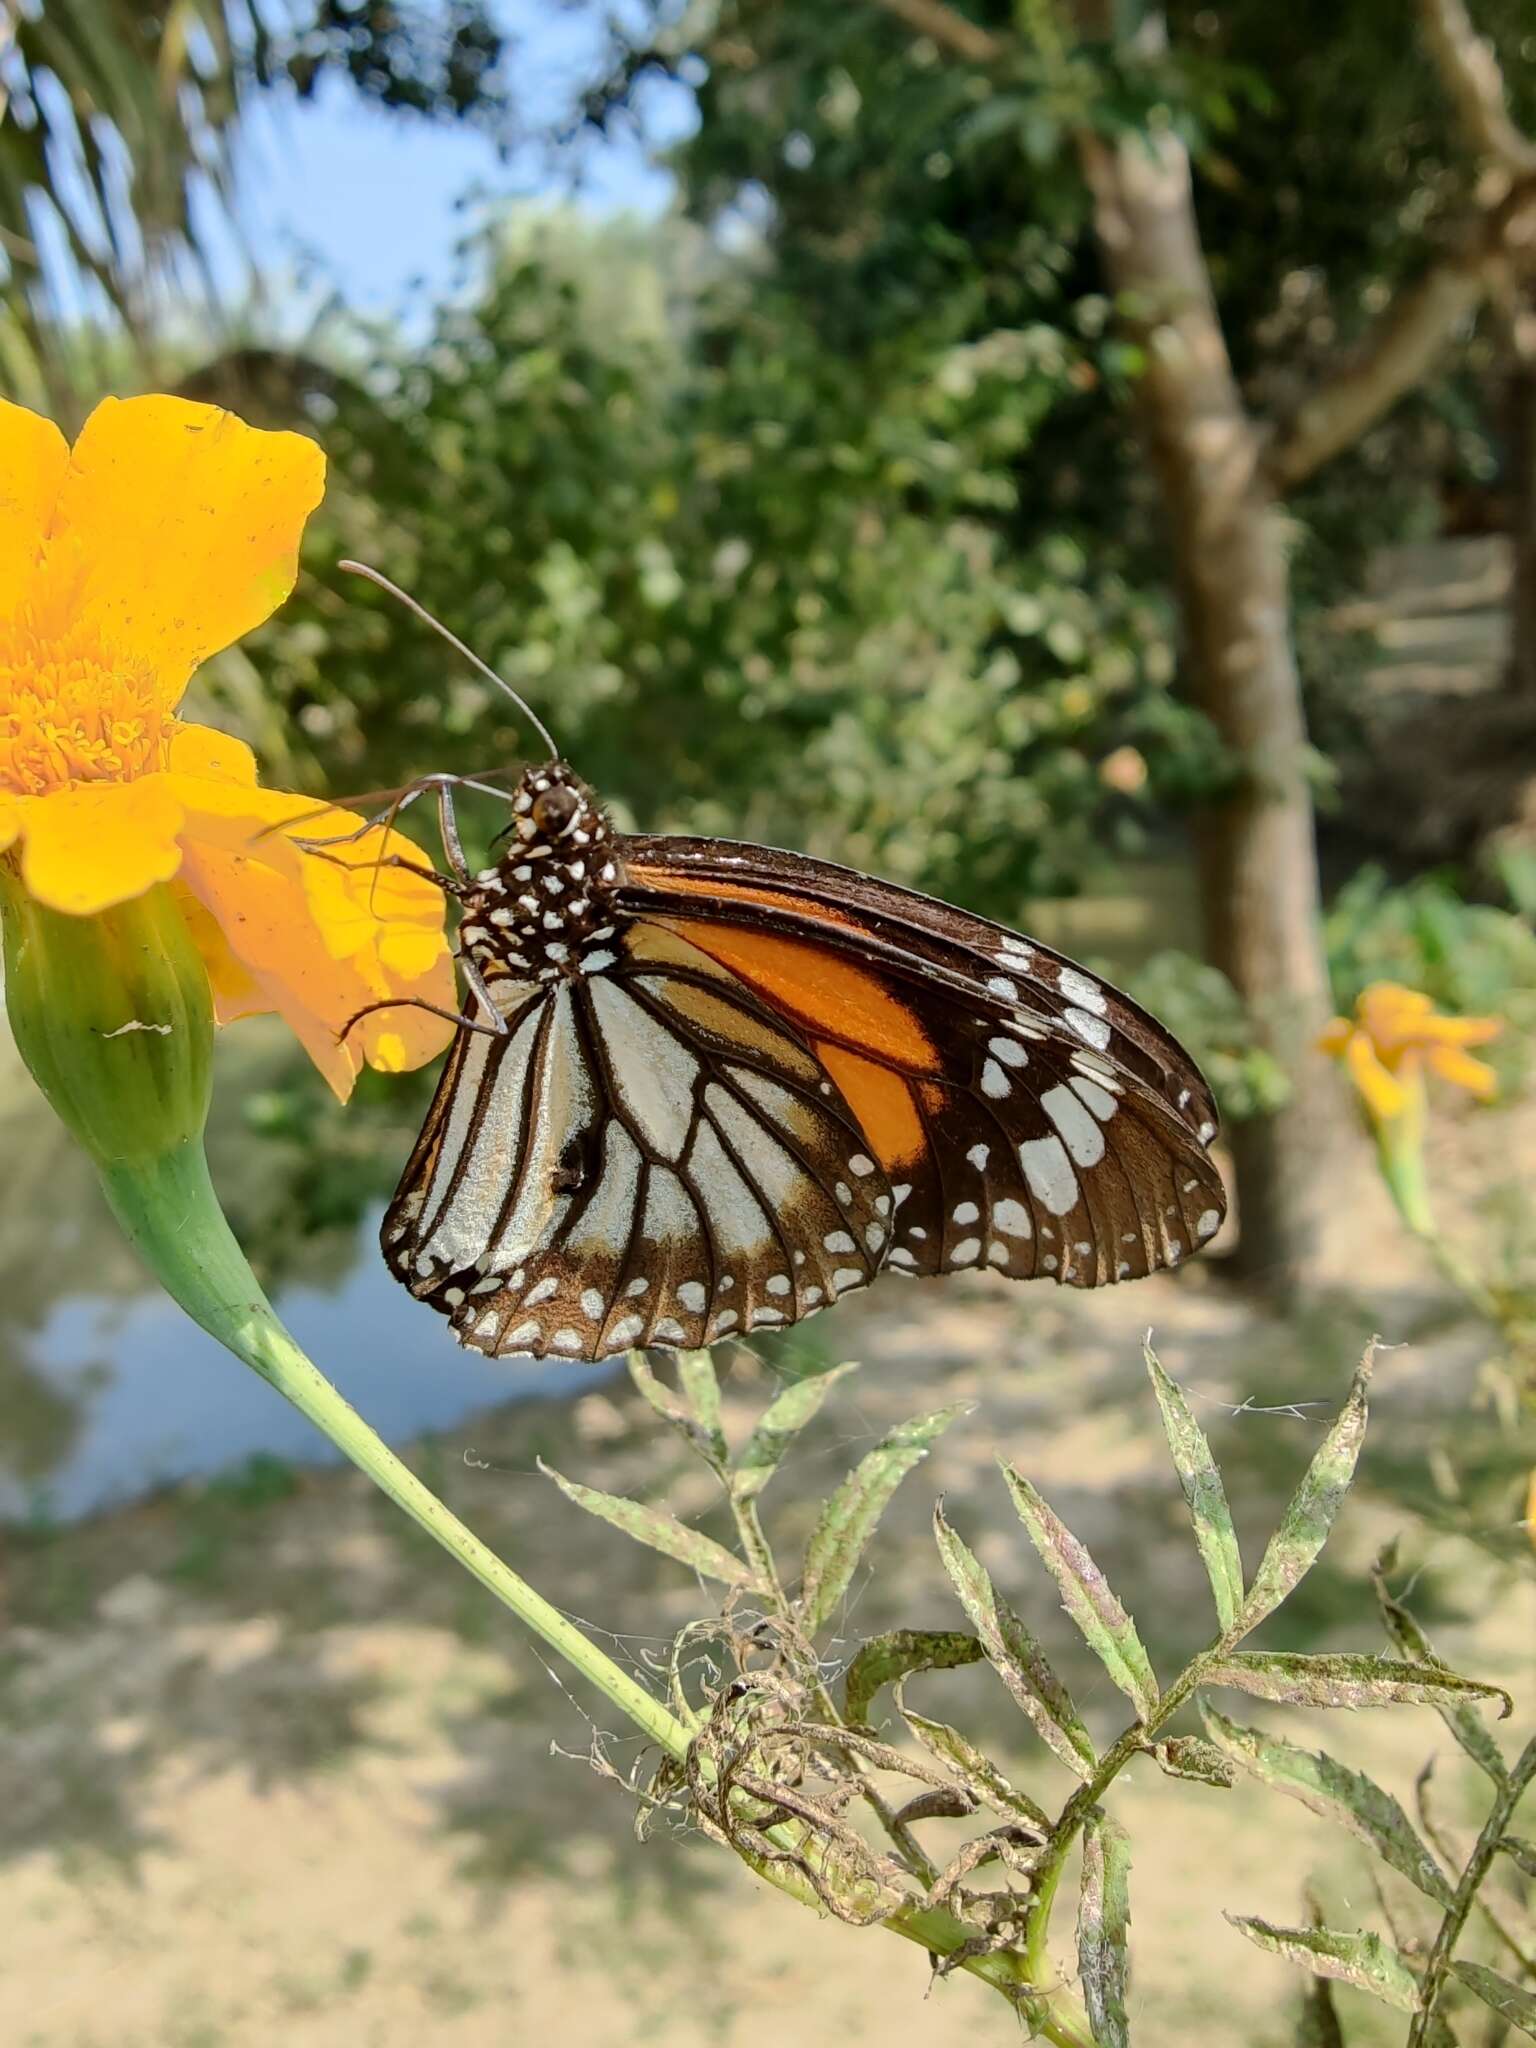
[1079,1812,1132,2048]
[1451,1958,1536,2037]
[934,1502,1096,1778]
[1371,1544,1510,1787]
[1000,1463,1159,1721]
[731,1362,859,1502]
[841,1628,983,1727]
[1148,1736,1236,1789]
[539,1461,753,1585]
[1226,1918,1420,2012]
[676,1351,728,1468]
[1500,1835,1536,1879]
[1239,1347,1374,1634]
[1144,1343,1244,1630]
[1202,1706,1452,1904]
[799,1403,974,1635]
[1204,1651,1513,1716]
[898,1696,1052,1831]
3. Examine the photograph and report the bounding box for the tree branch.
[871,0,1002,64]
[1417,0,1536,176]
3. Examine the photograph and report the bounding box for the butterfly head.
[456,763,623,990]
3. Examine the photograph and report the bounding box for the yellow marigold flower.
[1318,981,1500,1124]
[0,394,456,1097]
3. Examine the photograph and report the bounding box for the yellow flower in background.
[0,394,456,1096]
[1319,981,1500,1123]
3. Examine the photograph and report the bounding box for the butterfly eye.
[532,786,580,835]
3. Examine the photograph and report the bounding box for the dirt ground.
[2,1117,1534,2048]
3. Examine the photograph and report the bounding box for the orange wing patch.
[655,917,938,1071]
[814,1041,926,1172]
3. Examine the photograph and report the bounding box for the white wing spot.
[824,1231,856,1254]
[865,1223,885,1252]
[986,976,1018,1000]
[581,949,617,973]
[981,1060,1011,1099]
[580,1289,605,1321]
[832,1268,863,1293]
[607,1315,644,1347]
[1020,1136,1078,1215]
[552,1329,584,1354]
[1065,1008,1112,1052]
[1057,967,1107,1014]
[678,1281,707,1313]
[1198,1120,1217,1145]
[1042,1084,1106,1168]
[952,1201,979,1226]
[626,1277,649,1298]
[765,1274,791,1296]
[751,1306,785,1328]
[654,1318,687,1344]
[849,1154,875,1176]
[835,1181,853,1206]
[988,1035,1029,1069]
[803,1286,823,1305]
[966,1144,990,1170]
[523,1277,559,1307]
[710,1309,739,1335]
[950,1237,980,1266]
[888,1246,916,1268]
[444,1287,465,1307]
[506,1318,540,1346]
[1196,1208,1221,1239]
[892,1183,911,1208]
[992,1198,1031,1239]
[987,1241,1009,1267]
[1069,1075,1119,1122]
[874,1194,890,1216]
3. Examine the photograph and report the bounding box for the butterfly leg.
[300,844,471,899]
[338,994,508,1047]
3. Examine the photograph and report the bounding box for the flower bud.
[1,872,213,1168]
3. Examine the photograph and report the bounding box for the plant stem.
[1408,1734,1536,2044]
[101,1142,691,1757]
[104,1139,1088,2026]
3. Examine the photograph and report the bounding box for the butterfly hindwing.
[381,922,892,1358]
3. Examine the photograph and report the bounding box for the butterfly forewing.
[618,836,1226,1290]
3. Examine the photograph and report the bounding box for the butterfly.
[332,568,1226,1365]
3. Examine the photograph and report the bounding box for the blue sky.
[228,2,696,320]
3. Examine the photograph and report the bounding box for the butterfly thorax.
[455,763,624,989]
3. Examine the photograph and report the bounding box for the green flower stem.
[103,1138,1084,2030]
[99,1140,689,1759]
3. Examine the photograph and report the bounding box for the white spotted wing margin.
[616,835,1228,1289]
[380,922,894,1361]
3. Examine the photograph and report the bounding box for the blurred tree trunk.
[1499,290,1536,698]
[1073,100,1341,1287]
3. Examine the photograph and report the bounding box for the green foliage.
[542,1340,1530,2043]
[1125,951,1291,1122]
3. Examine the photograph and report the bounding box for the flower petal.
[166,720,260,786]
[1344,1029,1410,1123]
[39,397,325,707]
[18,778,186,915]
[0,400,69,616]
[1426,1044,1498,1101]
[167,775,456,1098]
[0,794,19,855]
[1317,1016,1353,1055]
[173,884,268,1024]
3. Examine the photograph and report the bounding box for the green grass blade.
[1203,1706,1453,1905]
[732,1362,859,1502]
[1145,1342,1244,1630]
[539,1461,753,1586]
[933,1502,1096,1777]
[798,1402,974,1635]
[1079,1812,1133,2048]
[1000,1463,1159,1721]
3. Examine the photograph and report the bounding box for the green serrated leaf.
[934,1502,1096,1778]
[1202,1706,1452,1904]
[1000,1463,1158,1721]
[676,1351,728,1467]
[798,1403,974,1635]
[842,1629,983,1727]
[539,1461,753,1585]
[1145,1343,1244,1630]
[732,1362,859,1502]
[1079,1812,1132,2048]
[626,1352,717,1457]
[1204,1652,1513,1716]
[1501,1835,1536,1878]
[1148,1735,1236,1789]
[899,1697,1052,1831]
[1451,1958,1536,2037]
[1238,1350,1373,1633]
[1226,1918,1420,2011]
[1371,1547,1510,1786]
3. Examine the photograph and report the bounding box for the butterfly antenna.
[338,560,561,761]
